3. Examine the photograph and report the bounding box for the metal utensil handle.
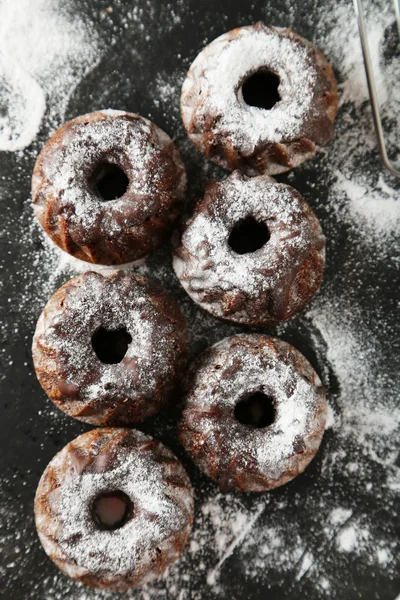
[354,0,400,177]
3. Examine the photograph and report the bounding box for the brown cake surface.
[173,170,325,327]
[35,428,194,590]
[32,270,188,425]
[181,23,338,175]
[179,334,327,492]
[32,110,186,265]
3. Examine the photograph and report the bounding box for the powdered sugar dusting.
[180,334,326,490]
[32,110,186,264]
[32,271,186,425]
[174,171,325,325]
[312,0,400,238]
[35,429,193,587]
[182,25,317,152]
[206,503,264,586]
[306,291,400,467]
[177,180,302,295]
[37,112,170,231]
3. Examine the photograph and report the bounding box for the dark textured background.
[0,1,399,599]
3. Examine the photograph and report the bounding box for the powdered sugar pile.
[0,0,101,151]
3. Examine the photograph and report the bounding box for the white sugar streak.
[206,504,264,586]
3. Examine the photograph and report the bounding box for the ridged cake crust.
[32,110,186,265]
[181,23,338,175]
[32,270,188,425]
[179,334,327,492]
[173,170,325,327]
[35,428,194,590]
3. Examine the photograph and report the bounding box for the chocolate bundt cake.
[32,110,186,265]
[179,334,327,492]
[173,170,325,327]
[181,23,338,175]
[35,428,194,589]
[32,271,187,425]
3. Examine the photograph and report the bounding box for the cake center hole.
[234,392,276,428]
[91,163,129,201]
[91,326,132,364]
[91,490,133,530]
[229,216,270,255]
[242,70,281,110]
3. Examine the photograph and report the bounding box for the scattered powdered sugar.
[333,170,400,234]
[151,73,182,127]
[328,507,353,526]
[206,503,265,586]
[312,0,400,238]
[0,0,101,151]
[324,5,392,108]
[0,0,399,598]
[296,551,314,581]
[0,54,45,152]
[306,292,400,471]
